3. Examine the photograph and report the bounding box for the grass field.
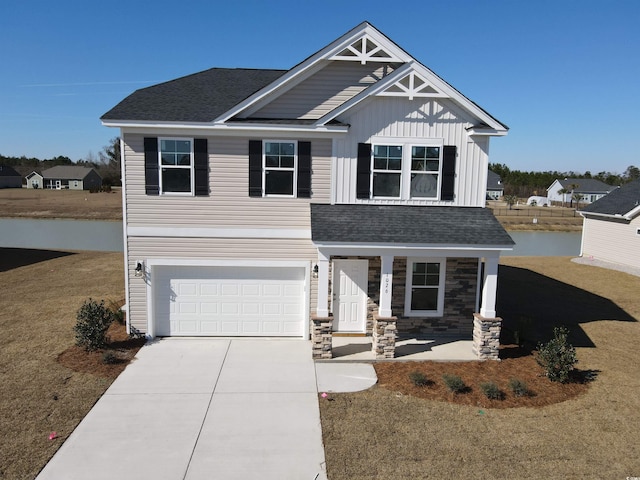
[2,251,639,479]
[320,257,640,479]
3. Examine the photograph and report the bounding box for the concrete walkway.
[37,338,376,480]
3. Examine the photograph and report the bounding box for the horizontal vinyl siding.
[126,237,319,334]
[123,134,331,229]
[334,97,489,206]
[252,61,397,120]
[582,216,640,269]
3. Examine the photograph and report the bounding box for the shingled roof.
[42,166,99,180]
[310,204,514,246]
[580,179,640,217]
[555,178,615,194]
[101,68,287,122]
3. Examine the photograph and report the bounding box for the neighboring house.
[101,22,513,360]
[25,171,44,189]
[0,165,22,188]
[580,179,640,269]
[547,178,615,206]
[41,166,102,190]
[486,170,503,200]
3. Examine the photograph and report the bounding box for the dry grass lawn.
[0,188,122,220]
[320,257,640,480]
[0,249,126,480]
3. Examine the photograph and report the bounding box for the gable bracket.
[376,71,447,100]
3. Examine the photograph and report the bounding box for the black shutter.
[297,141,311,198]
[194,138,208,196]
[356,143,371,199]
[248,140,262,197]
[144,137,159,195]
[441,145,456,201]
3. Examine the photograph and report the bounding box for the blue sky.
[1,0,638,174]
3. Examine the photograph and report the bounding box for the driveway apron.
[36,338,327,480]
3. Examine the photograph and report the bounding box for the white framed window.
[372,145,403,198]
[370,137,443,200]
[264,141,297,196]
[404,258,446,316]
[159,138,193,195]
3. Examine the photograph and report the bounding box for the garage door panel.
[155,266,305,337]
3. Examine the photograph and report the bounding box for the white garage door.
[154,266,306,337]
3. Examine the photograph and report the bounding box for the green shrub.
[442,374,467,394]
[536,326,578,383]
[408,371,431,387]
[107,299,125,325]
[508,378,529,397]
[480,381,503,400]
[74,299,115,351]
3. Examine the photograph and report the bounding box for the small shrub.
[480,381,503,400]
[102,352,119,364]
[442,374,467,394]
[508,378,529,397]
[408,371,430,387]
[536,326,578,383]
[74,299,115,351]
[107,299,125,325]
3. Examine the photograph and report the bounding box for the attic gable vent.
[330,34,402,64]
[378,71,447,100]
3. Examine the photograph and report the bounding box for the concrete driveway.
[36,338,331,480]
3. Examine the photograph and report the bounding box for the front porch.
[309,204,514,361]
[326,335,477,362]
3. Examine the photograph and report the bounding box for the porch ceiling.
[310,204,514,247]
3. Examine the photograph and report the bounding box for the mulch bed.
[374,345,594,409]
[57,322,146,379]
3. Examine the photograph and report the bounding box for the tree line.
[0,137,121,187]
[489,163,640,198]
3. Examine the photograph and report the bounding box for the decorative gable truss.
[377,71,446,100]
[328,34,405,64]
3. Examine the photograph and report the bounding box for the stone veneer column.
[311,315,333,359]
[472,313,502,360]
[372,313,397,359]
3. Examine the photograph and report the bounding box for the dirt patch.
[373,349,592,409]
[57,322,145,380]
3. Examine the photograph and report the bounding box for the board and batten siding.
[126,237,319,334]
[333,96,490,206]
[122,134,331,229]
[582,216,640,269]
[250,61,397,120]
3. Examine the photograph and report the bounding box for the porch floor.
[327,336,477,362]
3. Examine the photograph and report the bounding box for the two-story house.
[102,22,513,360]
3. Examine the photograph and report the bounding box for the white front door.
[333,259,368,333]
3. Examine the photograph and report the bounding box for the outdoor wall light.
[134,261,143,277]
[313,264,319,278]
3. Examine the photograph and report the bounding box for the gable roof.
[552,178,615,193]
[580,178,640,219]
[101,22,507,135]
[42,166,100,180]
[0,165,20,177]
[310,204,514,247]
[487,170,502,190]
[101,68,286,123]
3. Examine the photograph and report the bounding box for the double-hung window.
[264,141,296,196]
[159,138,193,194]
[405,258,446,316]
[357,141,454,201]
[410,146,440,198]
[372,145,403,198]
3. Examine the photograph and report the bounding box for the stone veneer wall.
[393,258,478,336]
[329,256,478,337]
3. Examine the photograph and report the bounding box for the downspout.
[119,134,131,335]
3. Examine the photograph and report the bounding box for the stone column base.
[472,313,502,360]
[311,315,333,359]
[372,314,397,359]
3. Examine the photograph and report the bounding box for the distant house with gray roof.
[0,165,22,188]
[486,170,503,200]
[41,166,102,190]
[580,179,640,269]
[547,178,615,206]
